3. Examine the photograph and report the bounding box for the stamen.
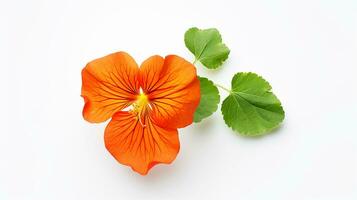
[130,89,149,127]
[138,112,146,127]
[148,103,153,110]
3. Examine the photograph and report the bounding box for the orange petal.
[104,111,179,175]
[81,52,140,123]
[139,55,200,128]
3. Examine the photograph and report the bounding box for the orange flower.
[81,52,200,175]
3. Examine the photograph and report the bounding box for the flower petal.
[139,55,200,128]
[81,52,140,123]
[104,111,179,175]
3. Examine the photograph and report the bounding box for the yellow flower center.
[131,92,150,127]
[134,93,149,111]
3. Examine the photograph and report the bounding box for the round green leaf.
[221,72,285,136]
[194,76,220,122]
[184,27,230,69]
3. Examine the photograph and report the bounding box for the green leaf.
[221,72,285,136]
[184,27,230,69]
[194,76,220,122]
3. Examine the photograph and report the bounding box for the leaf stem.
[214,83,231,93]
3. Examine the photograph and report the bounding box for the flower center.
[131,92,150,127]
[134,93,149,112]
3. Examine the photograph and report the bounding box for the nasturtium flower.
[81,52,200,175]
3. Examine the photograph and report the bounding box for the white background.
[1,0,356,199]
